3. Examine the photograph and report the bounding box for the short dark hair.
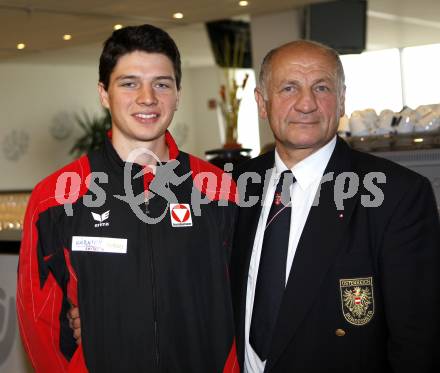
[99,24,181,91]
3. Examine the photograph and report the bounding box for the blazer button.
[335,328,346,337]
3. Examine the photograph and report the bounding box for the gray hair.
[258,40,345,98]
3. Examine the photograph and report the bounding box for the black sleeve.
[380,176,440,372]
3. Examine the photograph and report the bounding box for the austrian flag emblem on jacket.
[339,277,374,325]
[170,203,193,227]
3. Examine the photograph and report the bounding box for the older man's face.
[256,45,345,159]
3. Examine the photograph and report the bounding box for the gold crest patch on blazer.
[339,277,374,325]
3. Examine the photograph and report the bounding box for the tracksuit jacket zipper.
[145,199,160,369]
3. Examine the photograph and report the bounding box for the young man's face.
[98,51,180,152]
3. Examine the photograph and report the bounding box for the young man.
[17,24,238,373]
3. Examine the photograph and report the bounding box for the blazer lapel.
[266,138,360,371]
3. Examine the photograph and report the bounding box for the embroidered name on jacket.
[72,236,127,254]
[339,277,374,325]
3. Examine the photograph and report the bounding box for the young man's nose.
[136,85,158,105]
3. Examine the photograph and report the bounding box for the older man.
[231,40,440,372]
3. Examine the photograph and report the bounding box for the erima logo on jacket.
[92,210,110,227]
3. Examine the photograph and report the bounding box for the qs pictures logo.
[0,287,16,365]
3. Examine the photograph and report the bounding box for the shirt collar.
[274,136,336,190]
[105,129,180,168]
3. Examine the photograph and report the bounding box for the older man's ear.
[254,88,269,120]
[67,306,81,345]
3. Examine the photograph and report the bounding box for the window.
[236,69,260,157]
[341,49,403,115]
[401,43,440,108]
[340,43,440,115]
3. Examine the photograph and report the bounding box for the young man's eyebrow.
[115,74,139,81]
[153,76,175,82]
[114,75,175,82]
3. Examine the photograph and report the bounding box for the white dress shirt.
[244,137,336,373]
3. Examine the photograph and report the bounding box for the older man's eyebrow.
[312,78,332,84]
[279,79,300,86]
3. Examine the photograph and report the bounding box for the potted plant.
[70,109,112,158]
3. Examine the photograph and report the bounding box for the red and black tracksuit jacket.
[17,132,239,373]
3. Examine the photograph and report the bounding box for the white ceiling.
[0,0,320,60]
[367,0,440,50]
[1,0,440,65]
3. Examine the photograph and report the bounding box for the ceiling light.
[17,43,26,50]
[173,12,184,19]
[63,34,72,41]
[239,0,249,6]
[114,24,123,30]
[413,138,424,143]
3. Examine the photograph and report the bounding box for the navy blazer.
[231,137,440,373]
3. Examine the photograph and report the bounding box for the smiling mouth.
[134,113,159,119]
[290,121,319,125]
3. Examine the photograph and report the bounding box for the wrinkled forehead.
[268,46,339,84]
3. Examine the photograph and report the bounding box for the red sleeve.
[189,154,237,203]
[223,338,240,373]
[16,157,90,373]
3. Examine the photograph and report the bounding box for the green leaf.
[70,109,112,158]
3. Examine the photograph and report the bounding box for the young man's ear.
[175,88,181,111]
[254,87,268,120]
[98,82,110,109]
